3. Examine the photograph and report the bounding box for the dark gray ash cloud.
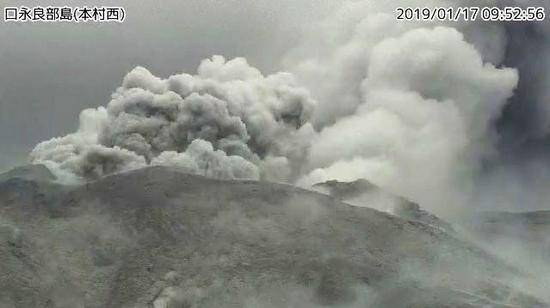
[2,0,550,213]
[0,0,340,171]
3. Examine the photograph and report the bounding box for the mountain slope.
[0,166,546,307]
[313,179,455,233]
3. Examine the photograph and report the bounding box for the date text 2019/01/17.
[396,7,545,22]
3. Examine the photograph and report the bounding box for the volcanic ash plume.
[284,0,510,129]
[30,56,316,183]
[285,0,519,212]
[30,1,528,216]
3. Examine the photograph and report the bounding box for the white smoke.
[29,1,532,217]
[283,0,509,128]
[30,56,316,182]
[285,1,519,214]
[151,140,259,180]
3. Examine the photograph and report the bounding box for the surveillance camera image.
[0,0,549,307]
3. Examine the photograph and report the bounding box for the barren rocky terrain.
[0,165,547,307]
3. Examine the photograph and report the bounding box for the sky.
[0,0,341,171]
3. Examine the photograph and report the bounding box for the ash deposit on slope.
[0,166,547,307]
[3,0,550,307]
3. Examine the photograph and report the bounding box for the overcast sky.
[0,0,340,171]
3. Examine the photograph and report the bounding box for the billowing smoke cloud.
[283,0,510,128]
[30,56,316,183]
[297,25,518,213]
[282,1,519,214]
[28,0,548,216]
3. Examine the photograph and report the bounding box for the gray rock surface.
[0,164,55,183]
[313,179,455,233]
[0,166,547,307]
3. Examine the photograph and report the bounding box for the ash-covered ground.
[2,1,550,307]
[0,165,548,308]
